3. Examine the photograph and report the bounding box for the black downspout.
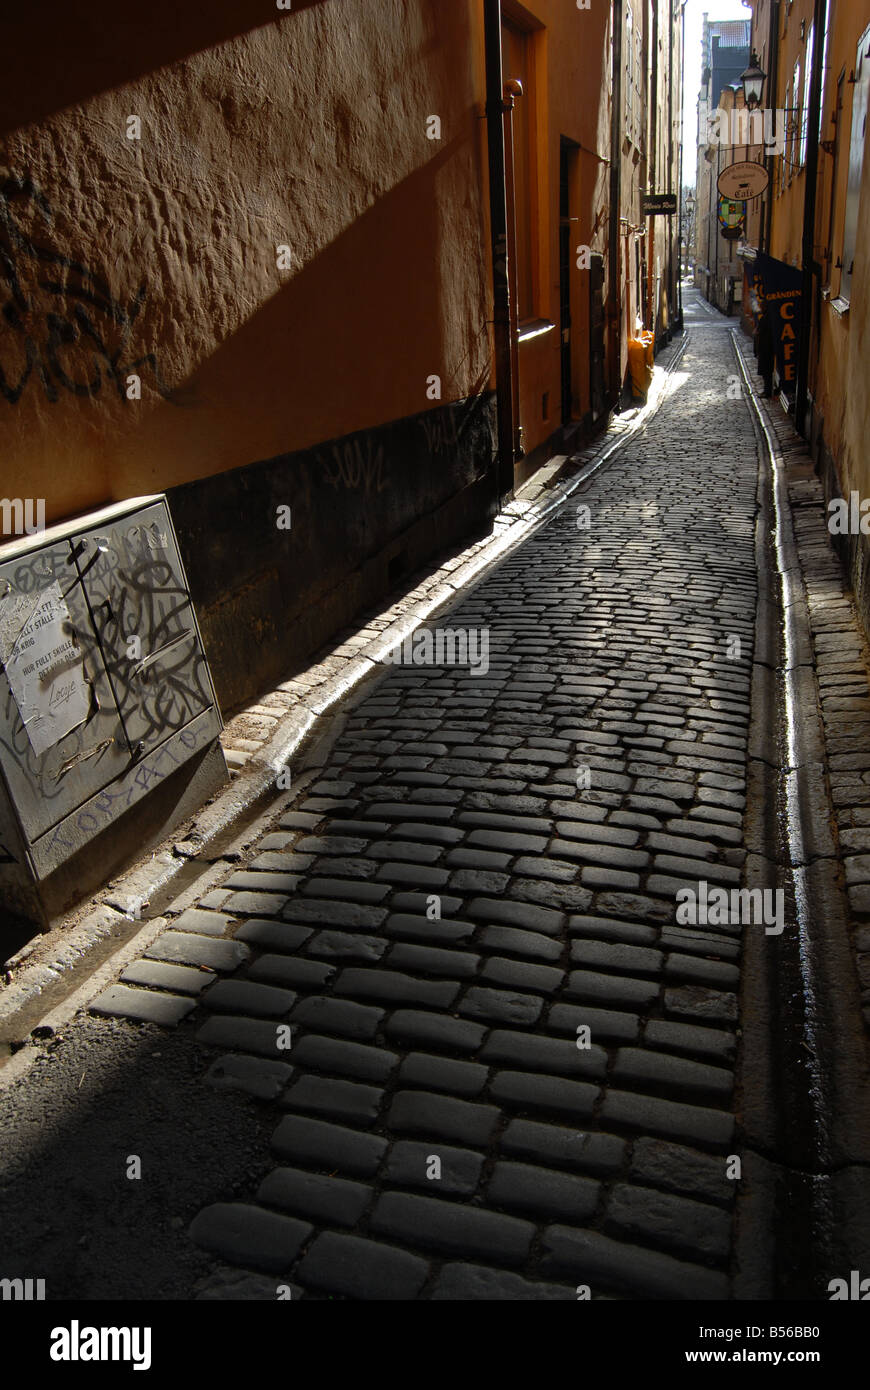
[484,0,516,503]
[609,0,623,406]
[764,0,781,255]
[677,0,685,329]
[713,135,720,305]
[667,0,674,337]
[649,0,658,332]
[795,0,828,433]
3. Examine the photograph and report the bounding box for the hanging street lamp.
[740,52,767,110]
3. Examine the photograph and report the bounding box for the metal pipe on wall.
[502,81,524,462]
[795,0,829,432]
[765,0,781,256]
[484,0,517,502]
[609,0,624,402]
[668,0,676,333]
[678,0,687,326]
[648,0,659,332]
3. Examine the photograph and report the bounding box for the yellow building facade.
[742,0,870,631]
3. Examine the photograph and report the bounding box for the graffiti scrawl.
[0,175,174,406]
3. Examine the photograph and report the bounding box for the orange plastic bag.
[628,332,654,399]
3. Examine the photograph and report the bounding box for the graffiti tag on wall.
[316,433,388,495]
[0,175,173,406]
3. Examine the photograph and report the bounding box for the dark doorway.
[636,238,648,330]
[559,138,578,425]
[589,252,606,422]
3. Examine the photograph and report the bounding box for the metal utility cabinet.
[0,495,227,937]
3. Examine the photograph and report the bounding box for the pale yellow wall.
[745,0,870,528]
[814,3,870,500]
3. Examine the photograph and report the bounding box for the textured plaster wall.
[817,122,870,514]
[811,3,870,516]
[0,0,491,525]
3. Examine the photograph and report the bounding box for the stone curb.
[0,916,168,1090]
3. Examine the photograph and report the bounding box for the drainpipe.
[484,0,516,502]
[609,0,624,403]
[503,78,524,463]
[625,229,633,347]
[669,0,678,333]
[764,0,781,255]
[714,136,720,304]
[795,0,828,434]
[648,0,658,332]
[677,0,687,327]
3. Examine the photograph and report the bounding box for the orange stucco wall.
[0,0,492,525]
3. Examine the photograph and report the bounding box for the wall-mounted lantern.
[741,52,767,109]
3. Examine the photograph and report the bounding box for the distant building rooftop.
[700,17,751,108]
[707,20,753,49]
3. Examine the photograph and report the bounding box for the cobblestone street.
[120,299,755,1297]
[189,304,759,1299]
[2,297,868,1305]
[4,0,870,1354]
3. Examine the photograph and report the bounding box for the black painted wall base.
[168,394,498,714]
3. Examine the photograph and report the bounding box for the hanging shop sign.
[641,193,678,216]
[717,196,745,242]
[717,160,769,200]
[717,196,745,230]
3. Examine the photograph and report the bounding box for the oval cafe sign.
[717,160,769,200]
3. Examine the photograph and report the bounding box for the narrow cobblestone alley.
[1,297,804,1306]
[6,0,870,1356]
[186,307,760,1300]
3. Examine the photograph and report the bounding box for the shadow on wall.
[0,135,482,499]
[0,1,484,519]
[0,0,330,135]
[164,144,495,714]
[0,140,495,712]
[113,138,467,494]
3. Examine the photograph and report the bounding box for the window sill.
[518,319,555,343]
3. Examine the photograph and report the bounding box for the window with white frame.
[625,4,634,139]
[791,60,801,176]
[800,24,813,164]
[840,24,870,303]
